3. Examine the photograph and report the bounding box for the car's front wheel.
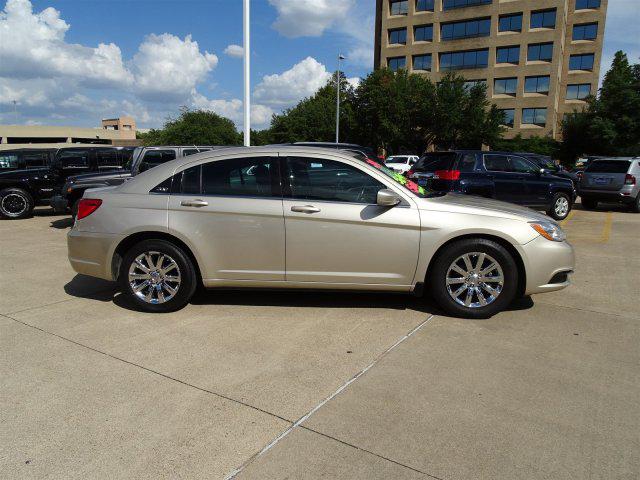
[548,192,571,220]
[0,187,34,220]
[119,239,197,313]
[430,238,518,319]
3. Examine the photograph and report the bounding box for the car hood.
[420,193,553,223]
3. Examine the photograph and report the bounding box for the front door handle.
[291,205,320,214]
[181,199,209,207]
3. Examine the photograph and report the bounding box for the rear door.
[281,154,420,286]
[509,155,546,205]
[483,154,521,202]
[167,154,285,281]
[583,160,632,191]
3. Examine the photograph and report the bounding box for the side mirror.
[377,188,401,207]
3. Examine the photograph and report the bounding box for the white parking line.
[224,313,436,480]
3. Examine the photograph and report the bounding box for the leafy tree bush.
[491,134,560,158]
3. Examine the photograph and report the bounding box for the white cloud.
[191,92,274,130]
[346,77,361,89]
[224,44,244,58]
[346,45,374,69]
[254,56,332,108]
[131,33,218,102]
[268,0,354,38]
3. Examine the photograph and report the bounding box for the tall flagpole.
[335,54,345,144]
[243,0,250,146]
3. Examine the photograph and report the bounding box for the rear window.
[586,160,631,173]
[415,153,457,172]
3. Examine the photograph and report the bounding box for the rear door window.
[202,157,281,197]
[586,160,631,173]
[139,149,177,172]
[456,154,477,172]
[58,150,90,169]
[484,154,510,172]
[96,149,122,170]
[23,151,49,169]
[0,152,20,169]
[509,156,538,173]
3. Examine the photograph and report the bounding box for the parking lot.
[1,204,638,480]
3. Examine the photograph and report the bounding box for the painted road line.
[600,211,613,243]
[560,209,576,226]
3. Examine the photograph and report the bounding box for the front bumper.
[50,194,69,213]
[67,229,123,281]
[518,236,575,295]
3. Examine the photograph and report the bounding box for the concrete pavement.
[1,204,638,479]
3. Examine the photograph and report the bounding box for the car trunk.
[582,160,631,191]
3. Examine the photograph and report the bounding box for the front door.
[281,155,420,286]
[167,155,285,282]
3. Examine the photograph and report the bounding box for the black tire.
[0,187,34,220]
[429,238,519,319]
[581,198,598,210]
[119,239,197,313]
[631,195,640,214]
[547,192,572,220]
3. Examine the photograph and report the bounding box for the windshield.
[386,156,408,164]
[365,159,430,198]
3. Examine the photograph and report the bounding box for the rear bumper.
[67,229,122,281]
[580,189,637,204]
[50,194,69,213]
[518,236,575,295]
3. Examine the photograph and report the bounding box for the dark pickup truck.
[51,146,223,215]
[407,150,577,220]
[0,146,134,219]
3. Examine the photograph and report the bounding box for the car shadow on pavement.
[50,217,73,229]
[64,274,535,318]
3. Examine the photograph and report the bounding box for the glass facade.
[573,23,598,40]
[414,24,433,42]
[496,46,520,64]
[416,0,435,11]
[499,13,522,32]
[390,0,408,15]
[494,77,517,96]
[389,28,407,45]
[443,0,492,10]
[388,56,406,71]
[413,54,432,71]
[500,109,515,127]
[569,53,595,71]
[576,0,600,10]
[527,42,554,62]
[440,49,489,70]
[441,18,491,40]
[567,84,591,100]
[524,76,550,94]
[530,9,556,29]
[522,108,547,126]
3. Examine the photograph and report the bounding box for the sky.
[0,0,637,131]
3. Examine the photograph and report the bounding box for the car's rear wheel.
[548,192,571,220]
[631,195,640,214]
[0,188,34,220]
[119,239,197,313]
[581,198,598,210]
[430,238,518,319]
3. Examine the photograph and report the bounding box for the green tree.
[139,108,241,146]
[492,134,560,158]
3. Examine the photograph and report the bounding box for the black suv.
[0,146,134,219]
[51,146,224,216]
[0,148,56,172]
[407,151,576,220]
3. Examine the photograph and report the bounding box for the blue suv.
[407,151,576,220]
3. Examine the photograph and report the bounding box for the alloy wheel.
[1,193,28,217]
[446,252,504,308]
[128,251,181,304]
[555,197,569,217]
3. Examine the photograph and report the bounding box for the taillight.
[434,170,461,181]
[624,174,636,185]
[77,198,102,220]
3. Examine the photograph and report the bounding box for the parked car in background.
[579,157,640,212]
[0,147,57,172]
[385,155,419,173]
[272,142,381,162]
[51,146,223,216]
[406,151,576,220]
[0,145,132,219]
[518,153,579,189]
[67,146,574,319]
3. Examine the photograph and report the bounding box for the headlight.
[529,221,566,242]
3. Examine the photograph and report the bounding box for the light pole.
[243,0,250,147]
[335,54,345,144]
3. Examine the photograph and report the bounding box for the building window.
[390,0,408,15]
[414,24,433,41]
[530,9,556,29]
[496,45,520,64]
[416,0,434,12]
[522,108,547,127]
[443,0,492,10]
[567,84,591,100]
[441,18,491,41]
[388,28,407,45]
[439,49,489,70]
[500,109,515,127]
[527,42,554,62]
[463,79,487,91]
[576,0,600,10]
[499,13,522,32]
[569,53,595,71]
[524,75,550,94]
[573,23,598,40]
[388,56,407,71]
[494,77,518,96]
[413,54,432,71]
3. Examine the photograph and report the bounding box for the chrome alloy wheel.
[128,251,181,304]
[1,193,28,217]
[554,196,569,217]
[446,252,504,308]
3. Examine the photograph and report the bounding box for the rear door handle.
[180,199,209,207]
[291,205,320,214]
